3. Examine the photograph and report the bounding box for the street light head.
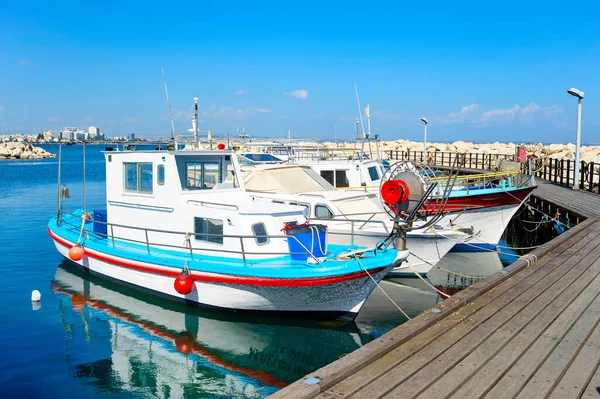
[421,117,428,124]
[567,88,584,99]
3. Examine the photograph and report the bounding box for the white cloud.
[434,104,480,125]
[479,102,542,122]
[47,116,59,122]
[202,105,270,120]
[19,59,31,65]
[433,102,563,126]
[284,89,309,100]
[235,90,245,95]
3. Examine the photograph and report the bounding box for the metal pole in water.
[56,143,62,223]
[83,141,86,212]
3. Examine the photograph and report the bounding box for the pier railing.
[388,150,600,193]
[388,150,517,171]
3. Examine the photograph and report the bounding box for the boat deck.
[271,218,600,398]
[533,179,600,219]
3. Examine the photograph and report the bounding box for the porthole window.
[157,164,165,185]
[252,223,269,245]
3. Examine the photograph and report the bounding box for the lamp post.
[567,88,584,190]
[421,118,428,161]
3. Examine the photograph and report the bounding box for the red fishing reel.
[381,179,410,216]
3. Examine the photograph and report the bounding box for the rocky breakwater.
[0,142,57,160]
[321,140,600,163]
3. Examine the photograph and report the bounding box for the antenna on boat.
[354,84,366,138]
[161,67,175,140]
[83,141,86,213]
[56,143,62,223]
[193,97,199,149]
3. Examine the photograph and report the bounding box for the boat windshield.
[238,153,283,164]
[244,166,335,194]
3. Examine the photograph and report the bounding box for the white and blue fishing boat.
[48,148,409,320]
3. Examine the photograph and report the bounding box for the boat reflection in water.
[51,262,368,398]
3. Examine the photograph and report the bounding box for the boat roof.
[243,165,335,194]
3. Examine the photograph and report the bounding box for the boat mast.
[161,67,176,141]
[193,97,199,149]
[354,85,367,158]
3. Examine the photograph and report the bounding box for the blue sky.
[0,0,598,143]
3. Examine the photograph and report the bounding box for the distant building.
[88,126,100,139]
[130,133,135,140]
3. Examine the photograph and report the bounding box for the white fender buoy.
[31,290,41,302]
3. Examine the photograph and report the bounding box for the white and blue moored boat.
[48,149,409,320]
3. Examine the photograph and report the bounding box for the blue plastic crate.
[285,224,327,260]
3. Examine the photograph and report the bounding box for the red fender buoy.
[69,245,85,261]
[217,143,226,150]
[174,270,194,295]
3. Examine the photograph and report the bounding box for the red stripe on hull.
[426,187,534,213]
[48,228,387,287]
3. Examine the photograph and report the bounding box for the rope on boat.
[354,256,411,320]
[76,212,90,246]
[405,262,451,298]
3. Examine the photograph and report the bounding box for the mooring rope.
[354,256,411,320]
[409,250,487,280]
[405,262,451,298]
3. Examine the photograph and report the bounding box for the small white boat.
[241,163,469,276]
[48,149,409,320]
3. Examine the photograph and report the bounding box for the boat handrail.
[337,169,524,191]
[58,210,340,264]
[187,200,240,210]
[108,200,175,212]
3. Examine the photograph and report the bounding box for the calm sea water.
[0,145,513,399]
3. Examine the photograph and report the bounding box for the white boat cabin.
[103,150,309,259]
[294,159,386,189]
[241,164,387,222]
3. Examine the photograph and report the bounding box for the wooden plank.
[352,226,600,398]
[548,322,600,398]
[482,270,600,398]
[446,248,600,399]
[269,220,598,399]
[580,360,600,398]
[517,292,600,398]
[324,223,600,398]
[451,256,600,398]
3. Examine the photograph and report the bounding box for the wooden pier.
[271,218,600,399]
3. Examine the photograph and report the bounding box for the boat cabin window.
[124,162,153,193]
[319,170,349,188]
[194,217,223,244]
[157,164,165,185]
[252,223,269,245]
[177,155,239,190]
[315,204,334,218]
[335,170,350,187]
[186,162,218,189]
[320,170,334,186]
[367,166,380,182]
